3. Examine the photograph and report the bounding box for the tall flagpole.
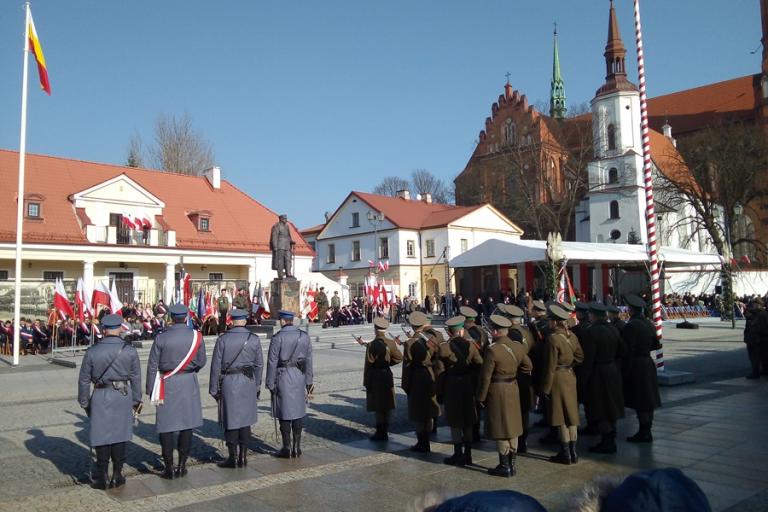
[633,0,664,369]
[12,2,31,367]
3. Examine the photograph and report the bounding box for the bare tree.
[373,176,411,197]
[145,113,215,175]
[410,169,453,204]
[126,133,144,168]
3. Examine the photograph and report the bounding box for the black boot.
[217,443,237,468]
[91,460,109,490]
[274,421,292,458]
[161,457,174,480]
[238,444,247,467]
[110,443,127,488]
[549,443,571,465]
[463,442,473,466]
[508,451,517,476]
[410,432,430,453]
[569,441,578,463]
[589,431,617,454]
[488,453,512,477]
[175,456,188,478]
[627,423,653,443]
[111,464,126,488]
[517,432,528,454]
[443,443,464,466]
[291,422,302,458]
[176,430,191,477]
[369,424,386,441]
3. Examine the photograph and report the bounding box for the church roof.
[0,149,313,255]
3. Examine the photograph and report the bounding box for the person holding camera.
[77,314,142,490]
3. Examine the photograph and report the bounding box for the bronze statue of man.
[270,214,295,279]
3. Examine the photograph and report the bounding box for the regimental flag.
[27,9,50,95]
[92,280,111,310]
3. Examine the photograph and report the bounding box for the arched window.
[608,167,618,184]
[607,124,616,151]
[504,119,517,145]
[609,200,620,219]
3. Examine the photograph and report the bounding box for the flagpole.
[12,3,31,367]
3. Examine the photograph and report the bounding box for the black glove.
[257,390,261,400]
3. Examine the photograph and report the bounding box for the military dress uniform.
[621,295,661,443]
[460,305,488,442]
[541,305,584,465]
[78,314,142,489]
[436,315,483,466]
[402,311,441,452]
[571,302,597,435]
[146,304,207,479]
[316,289,329,327]
[744,300,764,378]
[477,315,533,478]
[584,302,625,454]
[364,317,403,441]
[607,305,626,331]
[266,310,314,458]
[209,309,264,468]
[505,305,536,453]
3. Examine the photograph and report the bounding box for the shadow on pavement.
[25,427,91,484]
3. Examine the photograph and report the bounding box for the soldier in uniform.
[358,317,403,441]
[331,291,341,328]
[77,314,142,489]
[607,304,626,331]
[232,288,249,312]
[146,303,207,479]
[460,305,488,441]
[541,305,584,465]
[435,315,483,466]
[505,304,536,453]
[316,287,329,327]
[401,311,441,452]
[571,302,598,436]
[744,299,763,379]
[266,310,314,458]
[209,309,264,468]
[270,214,295,279]
[621,295,661,443]
[585,302,625,454]
[477,315,532,477]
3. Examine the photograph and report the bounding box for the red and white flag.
[377,260,389,272]
[182,273,192,306]
[53,278,74,320]
[109,279,124,315]
[76,278,86,322]
[92,280,111,310]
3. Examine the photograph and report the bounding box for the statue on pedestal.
[270,214,296,280]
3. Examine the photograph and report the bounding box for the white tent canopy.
[449,239,723,269]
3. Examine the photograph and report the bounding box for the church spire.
[595,0,637,97]
[550,22,567,119]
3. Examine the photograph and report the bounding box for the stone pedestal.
[270,279,301,316]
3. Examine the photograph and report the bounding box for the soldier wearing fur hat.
[477,314,532,477]
[541,304,584,465]
[77,314,142,489]
[584,302,625,454]
[360,317,403,441]
[621,295,661,443]
[435,315,483,466]
[402,311,442,452]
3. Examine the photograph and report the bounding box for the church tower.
[550,24,567,119]
[581,0,647,244]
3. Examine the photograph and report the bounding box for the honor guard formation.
[77,294,672,495]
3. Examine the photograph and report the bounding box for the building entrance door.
[109,272,134,304]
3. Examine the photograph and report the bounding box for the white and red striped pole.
[633,0,664,370]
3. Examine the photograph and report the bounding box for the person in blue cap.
[209,308,264,468]
[266,310,314,458]
[146,302,207,479]
[77,313,142,489]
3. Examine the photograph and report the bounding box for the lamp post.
[723,202,743,329]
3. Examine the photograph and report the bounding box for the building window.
[379,237,389,259]
[351,240,361,261]
[351,212,359,228]
[327,244,336,264]
[199,217,210,231]
[43,271,64,281]
[0,270,8,280]
[209,272,224,281]
[504,119,517,145]
[406,240,415,258]
[610,229,622,242]
[308,241,316,251]
[26,202,41,218]
[408,282,417,298]
[607,124,616,151]
[609,200,620,219]
[460,239,468,253]
[426,239,435,258]
[608,167,619,184]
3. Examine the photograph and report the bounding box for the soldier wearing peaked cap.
[607,304,626,331]
[266,310,314,458]
[461,305,489,442]
[78,314,142,490]
[503,304,536,453]
[402,310,442,452]
[477,314,532,478]
[362,317,403,442]
[209,309,264,468]
[146,303,206,479]
[435,315,483,466]
[620,295,661,443]
[572,302,598,436]
[542,304,584,465]
[584,301,625,454]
